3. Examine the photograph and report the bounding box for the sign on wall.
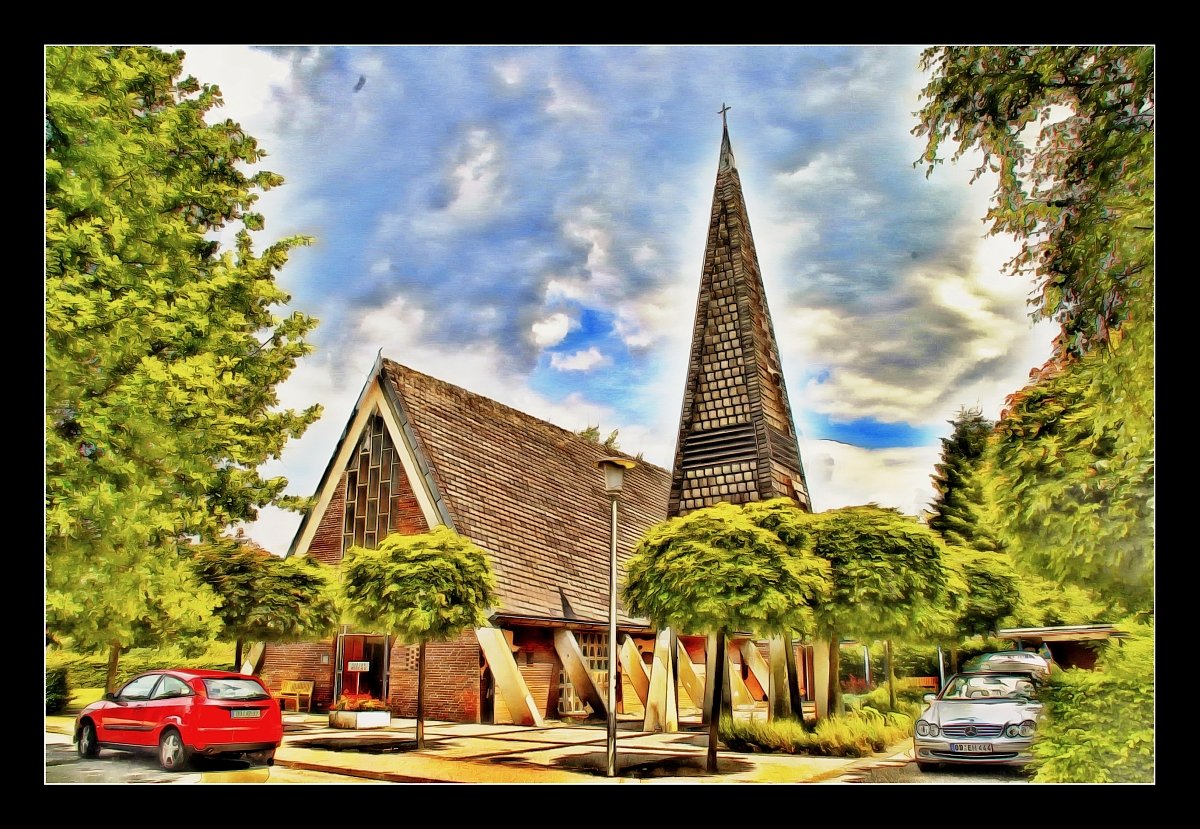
[347,661,370,672]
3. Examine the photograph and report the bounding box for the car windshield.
[202,678,271,701]
[939,674,1037,701]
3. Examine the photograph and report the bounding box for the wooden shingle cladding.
[668,124,811,518]
[381,359,671,625]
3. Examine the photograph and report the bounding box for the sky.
[164,46,1057,555]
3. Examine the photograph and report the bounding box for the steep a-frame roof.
[382,360,671,625]
[291,357,671,626]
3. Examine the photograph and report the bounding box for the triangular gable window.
[342,410,401,554]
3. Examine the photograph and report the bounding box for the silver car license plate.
[231,709,262,719]
[951,743,992,753]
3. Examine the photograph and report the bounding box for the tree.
[914,46,1154,612]
[944,547,1021,639]
[45,47,321,686]
[808,506,954,715]
[929,407,999,552]
[190,538,339,670]
[340,527,495,749]
[622,501,827,773]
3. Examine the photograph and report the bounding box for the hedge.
[45,665,70,714]
[45,644,236,693]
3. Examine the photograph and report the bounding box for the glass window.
[941,674,1037,701]
[118,674,162,701]
[151,675,193,699]
[202,678,271,700]
[342,412,402,555]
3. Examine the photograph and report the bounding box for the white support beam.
[643,628,678,733]
[768,637,792,721]
[727,651,755,708]
[702,635,718,724]
[813,639,830,720]
[553,629,606,718]
[619,635,650,705]
[676,640,704,710]
[476,628,544,727]
[739,639,770,702]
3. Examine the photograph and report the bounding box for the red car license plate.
[231,709,262,719]
[951,743,992,753]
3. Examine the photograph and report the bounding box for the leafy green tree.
[944,548,1021,638]
[914,46,1154,612]
[340,527,496,748]
[190,538,339,670]
[623,501,827,773]
[45,47,321,688]
[929,407,999,552]
[807,506,954,715]
[914,46,1153,357]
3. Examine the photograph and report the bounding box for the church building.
[257,115,818,725]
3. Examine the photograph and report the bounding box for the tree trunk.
[886,640,897,712]
[707,630,726,774]
[951,646,959,675]
[105,642,122,696]
[234,638,244,672]
[827,631,843,717]
[417,640,426,750]
[783,633,804,718]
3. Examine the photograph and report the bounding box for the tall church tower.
[668,112,811,517]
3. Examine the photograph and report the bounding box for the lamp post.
[595,456,635,778]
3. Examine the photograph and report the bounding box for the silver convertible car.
[914,671,1044,772]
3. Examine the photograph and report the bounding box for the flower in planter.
[333,694,391,712]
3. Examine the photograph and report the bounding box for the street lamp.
[595,456,635,778]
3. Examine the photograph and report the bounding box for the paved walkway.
[271,714,912,784]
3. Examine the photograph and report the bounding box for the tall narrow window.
[342,412,399,555]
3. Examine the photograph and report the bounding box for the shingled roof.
[379,360,670,626]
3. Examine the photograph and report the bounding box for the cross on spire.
[719,103,731,127]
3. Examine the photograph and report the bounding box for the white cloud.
[801,437,943,519]
[532,313,571,346]
[448,129,501,217]
[550,347,608,371]
[778,152,856,187]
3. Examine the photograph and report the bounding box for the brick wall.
[259,641,337,712]
[309,475,346,566]
[388,630,481,722]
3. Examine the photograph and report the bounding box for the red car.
[74,669,283,771]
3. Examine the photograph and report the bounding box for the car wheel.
[158,729,191,772]
[77,722,100,759]
[916,762,939,773]
[246,748,276,766]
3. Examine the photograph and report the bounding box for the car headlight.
[928,723,939,737]
[916,721,929,736]
[1019,720,1036,737]
[1005,724,1020,738]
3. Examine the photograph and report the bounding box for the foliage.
[340,527,495,643]
[45,47,321,662]
[986,311,1154,611]
[929,407,999,551]
[1030,620,1154,782]
[946,548,1023,637]
[1012,572,1108,628]
[914,46,1153,357]
[720,709,913,758]
[575,424,621,452]
[622,500,827,638]
[45,642,235,691]
[46,665,71,714]
[808,506,954,643]
[190,538,338,650]
[333,695,391,712]
[851,684,924,721]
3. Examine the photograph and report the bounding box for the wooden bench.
[275,680,315,712]
[899,676,941,690]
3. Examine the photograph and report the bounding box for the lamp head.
[595,456,635,495]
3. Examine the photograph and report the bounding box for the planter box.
[329,710,392,729]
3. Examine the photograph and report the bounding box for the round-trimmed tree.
[340,526,495,748]
[190,538,338,670]
[808,506,954,715]
[622,501,827,773]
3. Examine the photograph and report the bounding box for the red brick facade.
[259,641,337,712]
[308,476,346,567]
[388,630,482,722]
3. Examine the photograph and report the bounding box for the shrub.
[45,643,236,691]
[720,709,913,758]
[333,695,391,712]
[45,665,70,714]
[1030,621,1153,783]
[850,682,924,721]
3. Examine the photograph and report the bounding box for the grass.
[720,707,913,758]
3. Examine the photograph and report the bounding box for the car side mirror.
[103,692,116,701]
[923,694,937,704]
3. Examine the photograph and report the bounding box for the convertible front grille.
[941,724,1004,738]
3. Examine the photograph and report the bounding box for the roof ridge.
[380,358,668,474]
